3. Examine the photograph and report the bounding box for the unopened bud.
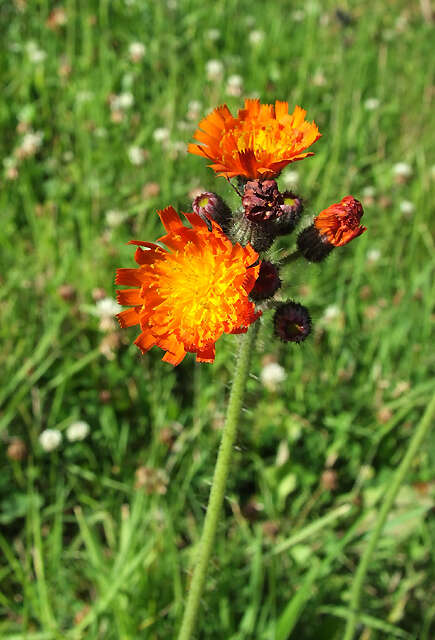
[192,191,232,233]
[231,213,275,252]
[7,438,27,461]
[250,261,281,301]
[297,196,366,262]
[273,191,303,236]
[274,301,311,343]
[242,179,282,222]
[58,283,76,302]
[321,469,338,491]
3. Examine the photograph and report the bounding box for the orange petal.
[115,268,141,286]
[183,212,210,231]
[275,101,289,119]
[117,307,140,328]
[116,288,143,306]
[133,245,165,265]
[196,343,215,363]
[162,340,186,366]
[134,331,156,353]
[158,206,184,233]
[187,143,211,158]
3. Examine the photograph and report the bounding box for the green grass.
[1,0,434,638]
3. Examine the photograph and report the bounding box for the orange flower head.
[314,196,366,247]
[115,207,261,365]
[188,99,321,179]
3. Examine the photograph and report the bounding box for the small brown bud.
[159,427,174,448]
[7,438,27,462]
[92,287,107,302]
[242,179,282,222]
[99,390,112,403]
[58,284,76,302]
[321,469,338,491]
[250,261,281,302]
[274,301,311,343]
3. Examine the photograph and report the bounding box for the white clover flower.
[112,92,134,110]
[128,42,146,62]
[106,209,127,227]
[76,90,93,104]
[312,69,327,87]
[17,131,43,158]
[399,200,415,217]
[362,185,376,197]
[169,140,187,157]
[187,100,202,121]
[393,162,412,178]
[128,145,145,165]
[96,297,122,318]
[206,28,220,41]
[66,421,90,442]
[322,304,341,324]
[382,29,395,42]
[188,100,201,113]
[364,97,380,111]
[281,169,299,188]
[260,362,286,391]
[3,156,17,170]
[153,127,170,143]
[176,120,190,131]
[206,59,224,81]
[26,41,47,64]
[367,248,381,264]
[395,14,409,32]
[292,9,305,21]
[249,30,265,46]
[226,74,243,97]
[39,429,62,452]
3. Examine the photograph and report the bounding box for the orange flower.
[314,196,366,247]
[115,207,261,365]
[188,99,321,179]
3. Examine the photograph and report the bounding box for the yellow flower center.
[150,242,248,349]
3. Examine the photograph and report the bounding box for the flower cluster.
[116,99,367,365]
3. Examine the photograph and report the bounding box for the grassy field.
[1,0,434,638]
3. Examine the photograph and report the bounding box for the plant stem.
[343,392,435,640]
[282,249,301,265]
[177,321,259,640]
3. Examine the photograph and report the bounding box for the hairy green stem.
[343,392,435,640]
[282,249,301,265]
[177,321,259,640]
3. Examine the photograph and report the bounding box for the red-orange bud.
[314,196,366,247]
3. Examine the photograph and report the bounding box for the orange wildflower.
[314,196,366,247]
[115,207,261,365]
[188,99,321,179]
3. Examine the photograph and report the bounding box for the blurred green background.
[1,1,434,638]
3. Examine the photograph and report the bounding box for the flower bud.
[231,213,275,252]
[273,191,303,236]
[297,196,366,262]
[7,438,27,462]
[321,469,338,491]
[242,179,283,222]
[274,301,311,343]
[250,261,281,301]
[192,191,232,233]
